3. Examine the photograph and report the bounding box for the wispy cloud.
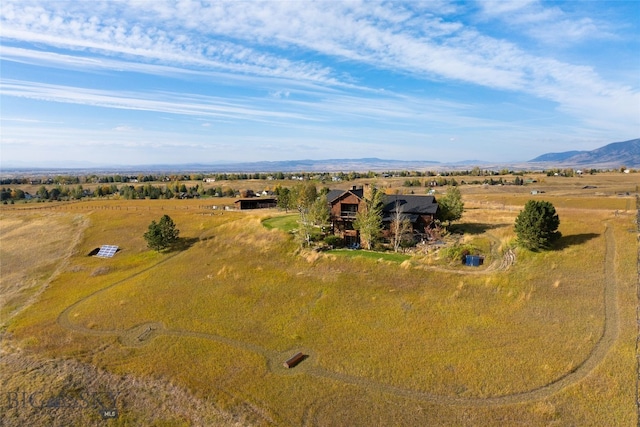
[270,90,290,99]
[2,0,635,131]
[0,1,637,164]
[477,0,612,45]
[0,116,62,124]
[0,79,315,123]
[0,76,482,131]
[113,125,139,132]
[0,2,339,86]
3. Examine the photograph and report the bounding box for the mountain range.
[529,138,639,167]
[1,139,638,174]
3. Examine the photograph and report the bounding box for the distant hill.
[152,158,442,173]
[529,150,585,163]
[0,158,443,175]
[530,138,640,167]
[3,139,638,176]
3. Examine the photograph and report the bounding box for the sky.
[1,0,639,167]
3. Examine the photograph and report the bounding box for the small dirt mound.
[120,322,164,347]
[90,267,110,277]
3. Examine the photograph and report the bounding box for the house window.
[341,203,358,217]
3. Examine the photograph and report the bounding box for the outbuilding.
[234,197,277,210]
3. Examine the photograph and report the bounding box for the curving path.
[57,224,619,408]
[415,232,515,275]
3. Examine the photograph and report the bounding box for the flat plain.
[0,172,637,426]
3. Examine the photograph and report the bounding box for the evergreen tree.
[275,186,292,211]
[158,215,179,242]
[144,215,180,251]
[144,220,164,251]
[514,200,561,250]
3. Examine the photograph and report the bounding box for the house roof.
[326,188,364,202]
[326,189,344,202]
[382,195,438,215]
[381,212,420,223]
[328,189,438,216]
[234,197,277,203]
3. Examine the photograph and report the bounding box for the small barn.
[234,197,277,210]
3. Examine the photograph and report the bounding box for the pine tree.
[158,215,179,243]
[144,215,180,251]
[514,200,561,250]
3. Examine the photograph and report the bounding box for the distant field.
[0,178,637,426]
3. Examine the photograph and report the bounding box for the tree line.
[1,183,245,203]
[403,176,531,187]
[3,166,626,187]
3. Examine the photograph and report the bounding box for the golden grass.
[1,187,637,426]
[0,211,87,325]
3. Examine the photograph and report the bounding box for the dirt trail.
[417,232,515,275]
[56,224,619,408]
[303,224,617,407]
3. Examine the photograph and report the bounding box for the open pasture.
[0,183,637,426]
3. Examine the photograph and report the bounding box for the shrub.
[324,235,345,248]
[441,243,478,264]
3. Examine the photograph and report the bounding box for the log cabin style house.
[326,186,439,247]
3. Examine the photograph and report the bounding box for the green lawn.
[327,248,412,262]
[261,213,297,232]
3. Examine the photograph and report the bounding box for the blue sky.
[1,1,639,167]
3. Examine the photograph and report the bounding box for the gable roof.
[379,195,436,223]
[381,195,438,215]
[328,189,437,215]
[326,188,364,203]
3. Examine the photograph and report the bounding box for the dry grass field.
[0,173,637,426]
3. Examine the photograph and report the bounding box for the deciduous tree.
[390,200,412,252]
[309,192,330,231]
[353,185,384,250]
[291,182,318,246]
[437,186,464,226]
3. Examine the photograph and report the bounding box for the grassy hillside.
[0,186,636,426]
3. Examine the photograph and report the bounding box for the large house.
[326,186,439,246]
